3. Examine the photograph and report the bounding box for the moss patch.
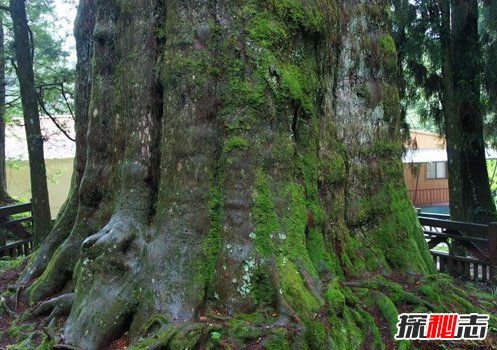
[378,34,397,75]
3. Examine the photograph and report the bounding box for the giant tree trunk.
[20,0,437,348]
[443,0,496,223]
[10,0,52,242]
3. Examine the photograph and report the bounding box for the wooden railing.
[409,188,449,206]
[0,202,34,258]
[418,212,497,283]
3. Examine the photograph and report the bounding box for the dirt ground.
[0,261,496,349]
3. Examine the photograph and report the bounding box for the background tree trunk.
[444,0,496,223]
[0,14,7,249]
[20,1,437,348]
[9,0,52,243]
[0,13,13,205]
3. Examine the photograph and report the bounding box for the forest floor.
[0,258,496,349]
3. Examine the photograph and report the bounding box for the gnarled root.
[33,293,74,322]
[63,213,144,350]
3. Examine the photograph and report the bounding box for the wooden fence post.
[489,222,497,284]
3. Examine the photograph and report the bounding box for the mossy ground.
[1,258,496,349]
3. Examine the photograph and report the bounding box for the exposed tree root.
[33,293,74,321]
[61,212,145,349]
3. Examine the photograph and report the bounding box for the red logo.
[395,313,489,340]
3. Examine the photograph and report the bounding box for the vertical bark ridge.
[64,0,166,347]
[139,0,224,324]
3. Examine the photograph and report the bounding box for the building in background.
[6,115,75,218]
[403,130,497,211]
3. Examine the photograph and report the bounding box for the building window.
[427,161,447,179]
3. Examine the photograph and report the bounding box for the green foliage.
[482,1,497,146]
[391,0,444,127]
[210,331,221,343]
[489,160,497,205]
[0,256,25,273]
[4,1,75,119]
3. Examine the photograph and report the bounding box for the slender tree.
[0,1,75,210]
[9,0,51,243]
[0,13,12,204]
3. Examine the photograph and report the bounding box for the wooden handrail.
[423,230,489,243]
[416,210,450,220]
[418,213,497,283]
[418,216,489,235]
[0,202,32,217]
[431,251,488,265]
[0,216,33,229]
[0,202,34,258]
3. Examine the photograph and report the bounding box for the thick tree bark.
[9,0,52,243]
[19,1,438,349]
[442,0,496,223]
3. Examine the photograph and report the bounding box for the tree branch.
[60,82,74,119]
[0,6,10,12]
[37,87,75,142]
